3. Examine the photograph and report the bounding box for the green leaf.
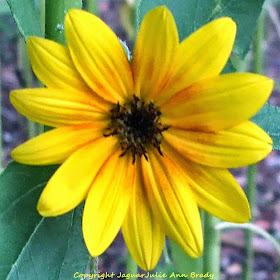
[222,58,237,74]
[252,104,280,150]
[6,0,43,40]
[45,0,83,44]
[0,162,89,280]
[211,0,265,59]
[169,240,203,277]
[138,0,216,41]
[138,0,265,58]
[0,0,10,15]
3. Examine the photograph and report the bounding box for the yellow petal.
[27,37,90,93]
[162,141,250,223]
[10,88,108,127]
[162,73,273,131]
[122,159,164,271]
[157,17,236,104]
[83,152,135,257]
[65,9,134,103]
[37,137,118,216]
[11,123,104,165]
[141,150,203,258]
[163,121,272,168]
[132,6,178,101]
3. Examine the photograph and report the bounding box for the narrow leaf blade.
[6,0,43,39]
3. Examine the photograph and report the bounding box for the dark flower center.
[104,95,169,163]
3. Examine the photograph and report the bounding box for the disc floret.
[104,95,169,162]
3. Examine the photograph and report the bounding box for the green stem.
[202,212,220,278]
[44,0,92,270]
[0,50,2,167]
[45,0,83,44]
[89,256,98,275]
[244,165,257,280]
[253,11,265,75]
[44,0,83,132]
[84,0,99,15]
[243,10,265,280]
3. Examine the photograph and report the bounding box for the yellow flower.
[10,6,273,271]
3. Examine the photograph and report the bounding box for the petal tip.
[84,239,101,257]
[212,17,237,39]
[255,75,274,104]
[66,8,82,17]
[195,239,204,257]
[218,17,236,27]
[37,199,64,217]
[229,197,251,223]
[151,5,169,13]
[236,210,251,224]
[83,233,106,258]
[37,202,52,217]
[10,148,21,163]
[9,90,19,106]
[157,5,170,14]
[145,5,173,21]
[266,77,274,92]
[241,200,252,223]
[10,90,26,112]
[65,9,83,27]
[263,142,273,160]
[256,74,274,89]
[66,9,92,23]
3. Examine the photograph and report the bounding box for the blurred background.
[1,0,280,279]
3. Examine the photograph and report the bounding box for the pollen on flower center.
[104,95,169,163]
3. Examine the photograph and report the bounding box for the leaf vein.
[0,182,47,218]
[57,210,76,279]
[28,244,40,280]
[6,218,45,279]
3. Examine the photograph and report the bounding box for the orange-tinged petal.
[132,6,178,101]
[11,123,104,165]
[83,152,135,256]
[157,17,236,104]
[141,149,203,258]
[122,159,164,271]
[27,37,90,93]
[10,88,108,127]
[163,121,272,168]
[162,141,250,223]
[162,73,273,132]
[65,9,134,103]
[27,37,109,109]
[37,137,118,217]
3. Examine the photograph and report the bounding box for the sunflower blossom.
[10,6,273,270]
